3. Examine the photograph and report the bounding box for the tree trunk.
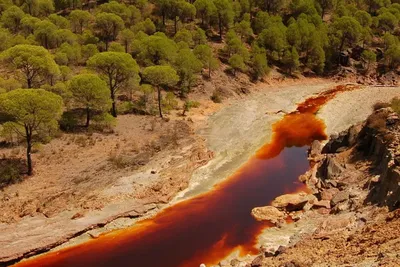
[86,106,90,127]
[27,78,32,89]
[157,87,163,119]
[218,14,223,40]
[25,126,32,176]
[105,40,109,51]
[110,89,117,117]
[162,11,166,26]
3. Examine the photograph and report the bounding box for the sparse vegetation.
[373,101,391,111]
[391,97,400,114]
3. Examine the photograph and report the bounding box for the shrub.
[391,97,400,114]
[60,111,80,131]
[91,113,116,132]
[0,159,24,188]
[373,101,390,111]
[108,153,131,169]
[117,101,134,114]
[211,91,222,103]
[367,111,388,133]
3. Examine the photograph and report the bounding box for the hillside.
[0,0,400,266]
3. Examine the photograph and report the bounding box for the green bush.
[0,159,23,188]
[391,97,400,114]
[91,113,116,132]
[117,101,134,114]
[60,111,80,131]
[373,101,390,111]
[211,91,222,103]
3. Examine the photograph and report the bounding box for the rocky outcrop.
[271,193,317,212]
[251,206,286,225]
[357,110,400,210]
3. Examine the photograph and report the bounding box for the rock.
[370,175,380,183]
[332,200,351,213]
[200,264,206,267]
[336,146,347,153]
[322,130,349,154]
[331,191,350,206]
[326,179,338,188]
[230,259,240,267]
[313,200,331,209]
[251,255,263,267]
[319,155,344,181]
[320,188,340,201]
[251,206,286,224]
[348,124,362,146]
[260,245,278,257]
[387,113,399,125]
[271,193,317,211]
[275,245,286,256]
[219,260,230,266]
[309,140,323,158]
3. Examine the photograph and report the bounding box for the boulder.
[319,154,344,181]
[320,188,340,201]
[322,131,349,154]
[309,140,323,158]
[230,259,241,267]
[251,255,263,267]
[251,206,285,224]
[271,193,317,211]
[313,200,331,209]
[331,191,350,206]
[260,245,279,257]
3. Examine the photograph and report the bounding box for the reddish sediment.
[14,85,351,267]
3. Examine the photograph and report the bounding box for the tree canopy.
[0,89,63,175]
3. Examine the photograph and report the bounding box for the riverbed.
[12,84,400,267]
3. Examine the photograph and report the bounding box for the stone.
[260,245,278,257]
[326,179,338,188]
[348,124,362,146]
[321,188,339,200]
[271,193,317,211]
[251,206,286,224]
[332,200,351,213]
[313,200,331,209]
[309,140,323,158]
[275,245,286,255]
[200,264,206,267]
[370,175,380,183]
[336,147,348,153]
[230,259,240,267]
[387,113,399,125]
[331,191,350,206]
[322,130,349,154]
[219,260,230,266]
[251,255,263,267]
[325,155,344,180]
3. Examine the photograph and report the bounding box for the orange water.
[14,86,351,267]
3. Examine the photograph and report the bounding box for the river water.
[15,86,349,267]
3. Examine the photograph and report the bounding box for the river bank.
[2,80,399,266]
